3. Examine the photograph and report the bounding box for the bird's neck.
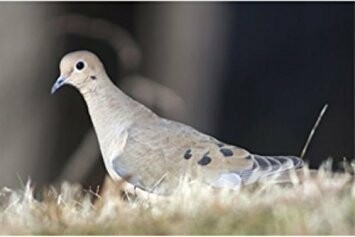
[79,75,159,165]
[81,78,139,149]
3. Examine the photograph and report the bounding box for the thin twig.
[300,104,328,159]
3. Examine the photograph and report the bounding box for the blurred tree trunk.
[0,3,62,188]
[136,3,231,134]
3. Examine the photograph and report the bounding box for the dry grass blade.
[300,104,328,159]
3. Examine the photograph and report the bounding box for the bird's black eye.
[75,61,85,71]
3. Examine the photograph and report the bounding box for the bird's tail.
[240,154,304,184]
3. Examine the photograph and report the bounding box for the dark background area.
[0,3,352,189]
[216,3,354,169]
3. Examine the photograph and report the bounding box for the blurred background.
[0,2,352,189]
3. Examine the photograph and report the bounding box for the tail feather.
[239,154,304,184]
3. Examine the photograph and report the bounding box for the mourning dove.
[52,15,187,185]
[51,50,303,195]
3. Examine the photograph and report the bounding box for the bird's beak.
[51,75,67,94]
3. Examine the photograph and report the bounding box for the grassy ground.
[0,166,354,235]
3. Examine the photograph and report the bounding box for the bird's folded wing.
[112,118,254,193]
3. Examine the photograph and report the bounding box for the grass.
[0,164,354,235]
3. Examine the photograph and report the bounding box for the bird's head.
[51,50,106,94]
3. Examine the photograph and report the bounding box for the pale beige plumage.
[51,50,303,195]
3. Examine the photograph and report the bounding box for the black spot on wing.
[184,149,192,159]
[198,153,212,166]
[220,148,233,157]
[216,143,225,147]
